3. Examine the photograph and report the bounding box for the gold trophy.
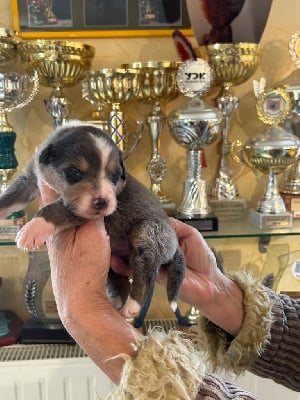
[0,27,21,71]
[17,39,95,127]
[0,71,39,238]
[279,30,300,216]
[244,85,300,229]
[204,43,260,219]
[122,60,179,212]
[82,68,143,156]
[168,58,222,231]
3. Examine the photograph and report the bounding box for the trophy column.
[205,43,260,220]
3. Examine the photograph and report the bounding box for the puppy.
[0,121,185,321]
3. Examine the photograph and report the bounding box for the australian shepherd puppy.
[0,121,185,321]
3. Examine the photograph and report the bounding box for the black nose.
[93,197,108,210]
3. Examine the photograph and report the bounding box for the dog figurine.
[0,121,186,324]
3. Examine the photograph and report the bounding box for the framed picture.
[11,0,192,38]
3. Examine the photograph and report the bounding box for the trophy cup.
[0,71,39,239]
[122,60,179,213]
[0,27,21,71]
[17,39,95,127]
[244,85,300,229]
[204,43,260,219]
[279,30,300,217]
[168,58,222,231]
[82,68,143,156]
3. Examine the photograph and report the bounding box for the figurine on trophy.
[17,39,95,127]
[122,61,179,214]
[27,0,58,26]
[243,83,300,229]
[82,68,143,157]
[0,71,39,239]
[168,58,222,231]
[204,42,260,220]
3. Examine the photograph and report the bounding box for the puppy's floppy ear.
[39,144,56,165]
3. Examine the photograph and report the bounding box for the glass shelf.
[203,216,300,239]
[1,213,300,246]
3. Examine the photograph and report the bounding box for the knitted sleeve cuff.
[107,327,206,400]
[193,272,273,375]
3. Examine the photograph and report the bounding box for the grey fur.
[0,122,185,317]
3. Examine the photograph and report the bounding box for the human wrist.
[197,273,244,336]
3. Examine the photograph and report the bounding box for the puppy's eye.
[64,166,84,184]
[111,170,121,185]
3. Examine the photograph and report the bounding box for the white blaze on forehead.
[93,135,113,175]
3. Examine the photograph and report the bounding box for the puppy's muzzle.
[93,197,108,210]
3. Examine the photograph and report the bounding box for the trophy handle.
[6,71,39,113]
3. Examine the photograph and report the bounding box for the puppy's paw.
[121,296,141,319]
[16,217,56,250]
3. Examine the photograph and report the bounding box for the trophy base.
[209,197,247,221]
[175,212,218,231]
[281,192,300,218]
[249,208,293,229]
[20,319,75,344]
[0,214,26,240]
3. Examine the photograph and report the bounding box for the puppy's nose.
[93,197,108,210]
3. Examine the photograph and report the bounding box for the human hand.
[161,218,244,336]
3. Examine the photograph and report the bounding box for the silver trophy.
[279,30,300,216]
[243,84,300,229]
[168,59,222,231]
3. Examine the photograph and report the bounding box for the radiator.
[0,344,115,400]
[1,335,299,400]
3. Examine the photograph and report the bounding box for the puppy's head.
[37,122,126,219]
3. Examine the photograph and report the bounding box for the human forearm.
[57,292,140,383]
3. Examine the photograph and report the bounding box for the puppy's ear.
[119,152,126,181]
[39,144,56,165]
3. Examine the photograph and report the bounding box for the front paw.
[16,217,55,250]
[121,296,141,319]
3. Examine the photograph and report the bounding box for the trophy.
[204,43,260,219]
[82,68,143,156]
[279,30,300,217]
[244,85,300,229]
[0,71,39,239]
[17,39,95,127]
[122,61,179,213]
[0,27,21,71]
[168,58,222,231]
